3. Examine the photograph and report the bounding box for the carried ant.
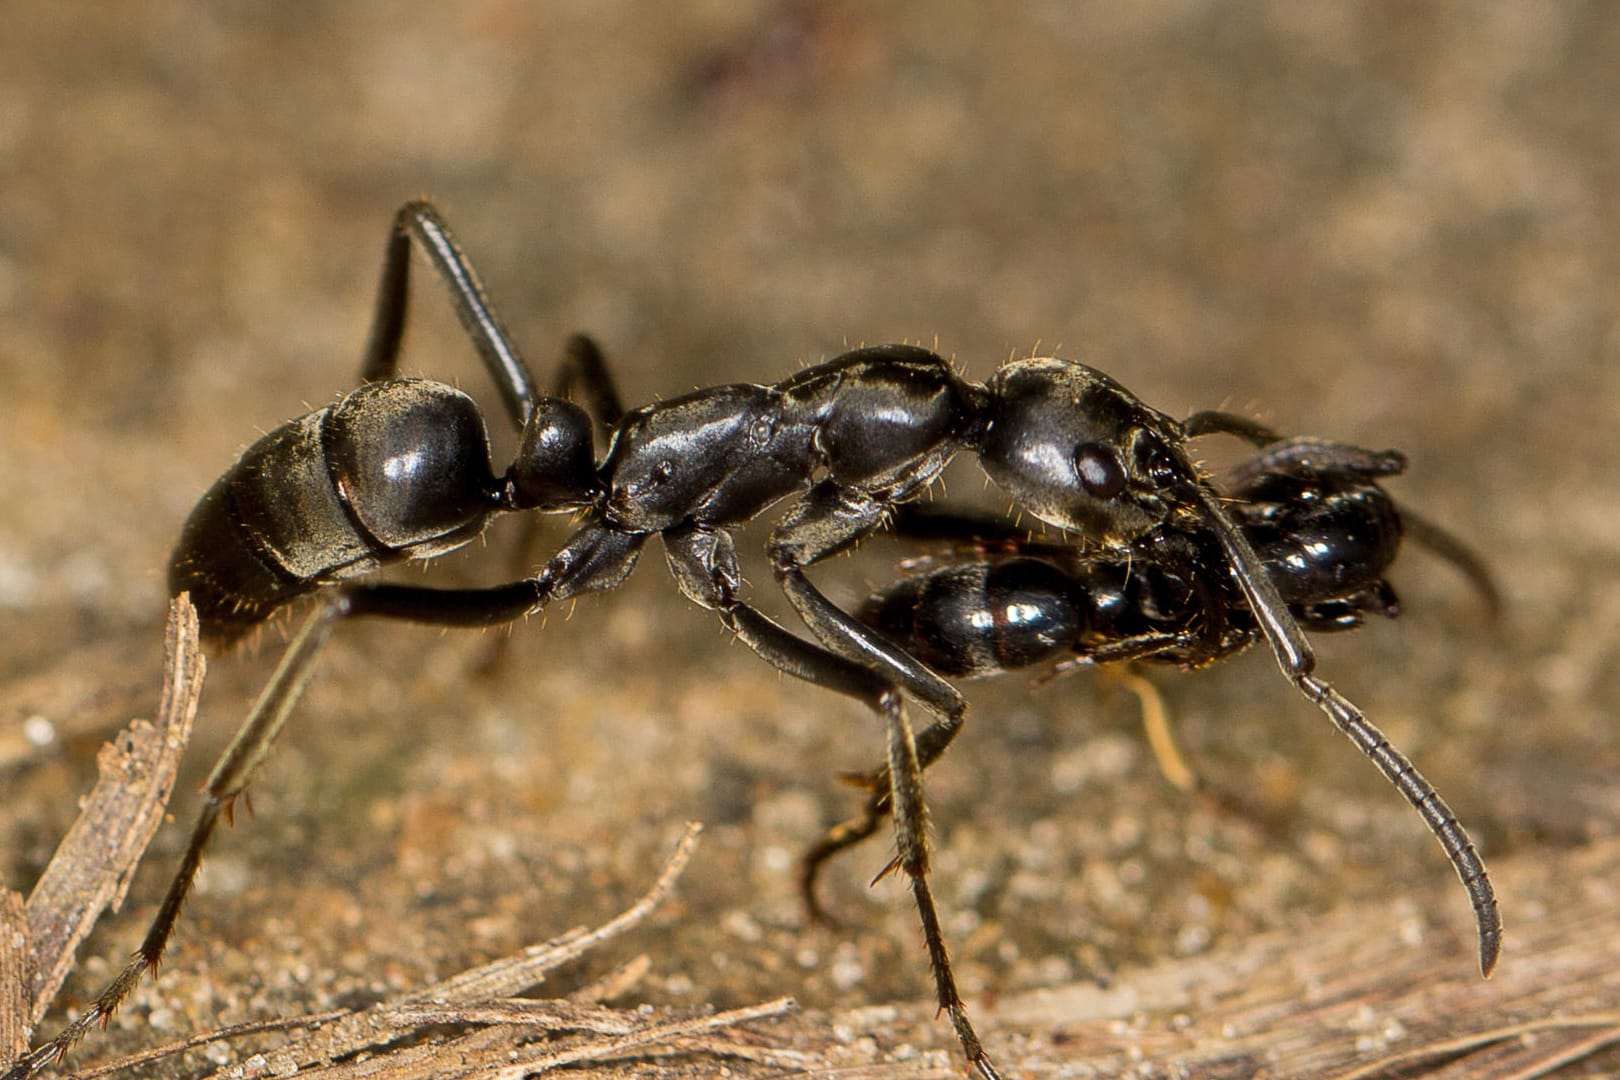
[4,201,1499,1080]
[799,437,1500,908]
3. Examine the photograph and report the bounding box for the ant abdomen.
[862,558,1085,678]
[1237,471,1403,605]
[169,378,500,642]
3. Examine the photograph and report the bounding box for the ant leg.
[765,483,975,850]
[553,333,625,430]
[476,334,630,677]
[334,521,643,627]
[2,604,339,1080]
[1185,412,1413,492]
[725,604,1000,1080]
[765,488,999,939]
[804,627,1210,913]
[5,525,644,1080]
[1393,506,1502,617]
[1225,438,1408,487]
[1193,421,1498,615]
[662,526,1000,1080]
[770,485,967,726]
[359,200,540,430]
[798,790,886,924]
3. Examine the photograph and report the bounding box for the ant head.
[980,358,1205,544]
[505,397,600,510]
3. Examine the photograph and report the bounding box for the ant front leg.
[761,485,1007,1077]
[660,523,1001,1080]
[476,332,629,676]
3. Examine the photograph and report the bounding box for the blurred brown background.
[2,3,1617,1075]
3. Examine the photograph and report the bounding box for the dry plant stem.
[388,999,659,1034]
[281,997,796,1080]
[267,819,700,1068]
[20,596,204,1026]
[187,824,751,1080]
[413,820,703,1005]
[482,997,796,1080]
[66,1011,349,1080]
[1112,669,1197,792]
[568,953,652,1005]
[0,892,26,1062]
[1336,1014,1620,1080]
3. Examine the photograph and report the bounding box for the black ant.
[798,437,1500,909]
[4,201,1499,1080]
[864,435,1500,681]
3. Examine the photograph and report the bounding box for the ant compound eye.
[1136,438,1180,488]
[1074,442,1126,499]
[1149,450,1177,485]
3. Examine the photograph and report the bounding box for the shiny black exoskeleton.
[802,441,1498,918]
[5,202,1500,1080]
[861,443,1418,681]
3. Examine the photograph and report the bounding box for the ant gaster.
[4,201,1499,1080]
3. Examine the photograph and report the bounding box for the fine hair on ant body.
[4,201,1500,1080]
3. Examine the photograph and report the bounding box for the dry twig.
[1,891,26,1063]
[55,822,796,1079]
[17,597,205,1027]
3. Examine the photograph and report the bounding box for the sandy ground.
[2,3,1617,1076]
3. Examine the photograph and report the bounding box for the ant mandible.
[4,201,1500,1080]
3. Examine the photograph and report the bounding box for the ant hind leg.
[359,200,541,431]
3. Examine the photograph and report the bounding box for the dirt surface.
[2,3,1617,1076]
